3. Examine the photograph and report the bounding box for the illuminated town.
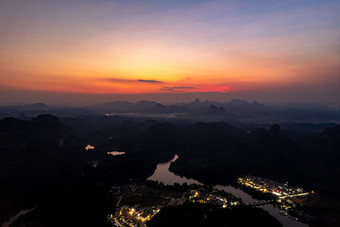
[106,176,315,226]
[238,176,315,221]
[108,206,160,227]
[107,183,241,227]
[238,176,313,199]
[188,189,240,208]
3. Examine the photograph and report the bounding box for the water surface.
[107,151,125,156]
[148,154,308,227]
[147,154,201,185]
[1,209,33,227]
[85,145,94,150]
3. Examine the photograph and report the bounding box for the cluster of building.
[188,189,240,208]
[108,205,160,227]
[107,184,242,227]
[238,176,314,221]
[237,176,313,200]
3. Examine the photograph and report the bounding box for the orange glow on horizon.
[1,0,339,103]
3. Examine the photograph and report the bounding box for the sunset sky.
[1,0,340,105]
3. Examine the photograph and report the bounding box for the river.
[147,154,308,227]
[1,208,33,227]
[147,154,201,185]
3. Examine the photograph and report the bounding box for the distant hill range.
[0,99,339,123]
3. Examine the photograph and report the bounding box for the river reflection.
[1,208,33,227]
[107,151,125,156]
[215,185,256,203]
[148,154,308,227]
[147,154,201,185]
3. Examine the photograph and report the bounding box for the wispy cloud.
[162,86,195,91]
[103,78,164,83]
[138,79,164,83]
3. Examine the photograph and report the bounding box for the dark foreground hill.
[147,203,282,227]
[0,115,339,226]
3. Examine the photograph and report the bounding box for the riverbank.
[149,154,309,227]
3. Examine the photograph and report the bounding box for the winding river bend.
[147,154,308,227]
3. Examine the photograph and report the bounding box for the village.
[238,176,315,221]
[107,183,242,227]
